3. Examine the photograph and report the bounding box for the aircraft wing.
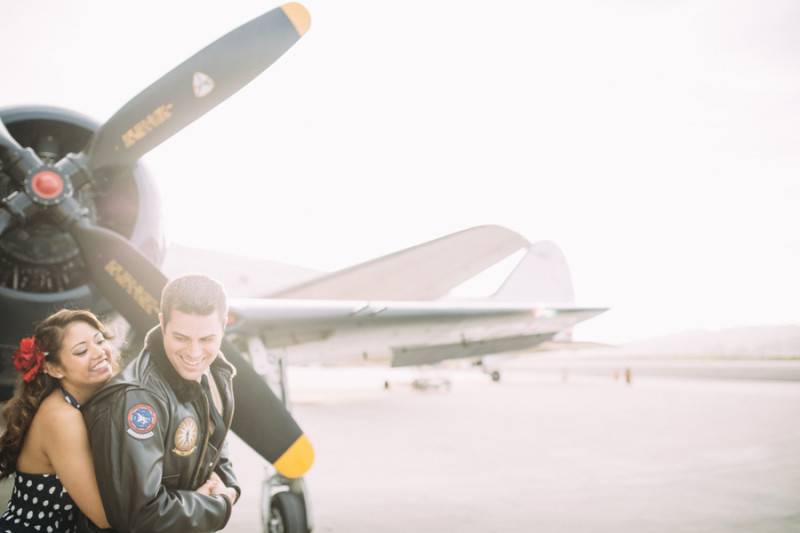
[270,225,528,300]
[162,225,528,300]
[166,228,606,367]
[227,298,606,367]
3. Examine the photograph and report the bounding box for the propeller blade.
[69,220,313,477]
[86,3,310,171]
[0,118,21,148]
[0,207,15,238]
[0,118,25,165]
[225,340,313,478]
[71,219,166,333]
[0,118,47,184]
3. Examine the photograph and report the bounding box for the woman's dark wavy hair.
[0,309,115,479]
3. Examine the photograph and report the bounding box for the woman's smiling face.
[49,320,114,392]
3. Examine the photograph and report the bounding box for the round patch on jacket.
[127,403,157,439]
[172,416,199,457]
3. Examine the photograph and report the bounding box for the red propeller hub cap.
[31,171,64,199]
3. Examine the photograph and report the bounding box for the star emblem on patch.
[126,403,157,440]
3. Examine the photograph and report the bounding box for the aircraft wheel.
[490,370,501,382]
[266,491,308,533]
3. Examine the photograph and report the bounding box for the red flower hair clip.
[12,336,47,383]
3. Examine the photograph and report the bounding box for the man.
[82,275,239,532]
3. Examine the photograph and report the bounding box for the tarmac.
[223,363,800,532]
[2,362,799,532]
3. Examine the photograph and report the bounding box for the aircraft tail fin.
[492,240,575,304]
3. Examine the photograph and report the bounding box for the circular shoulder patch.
[172,417,199,456]
[127,403,158,434]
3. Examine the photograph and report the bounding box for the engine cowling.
[0,106,165,391]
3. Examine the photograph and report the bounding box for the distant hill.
[620,325,800,359]
[561,325,800,360]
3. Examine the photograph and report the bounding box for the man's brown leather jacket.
[81,326,239,533]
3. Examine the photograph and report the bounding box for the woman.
[0,309,220,532]
[0,309,114,532]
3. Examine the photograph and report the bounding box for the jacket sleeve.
[86,388,232,533]
[214,439,241,502]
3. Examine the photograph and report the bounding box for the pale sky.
[3,0,800,343]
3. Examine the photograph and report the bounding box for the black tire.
[490,370,501,382]
[267,491,308,533]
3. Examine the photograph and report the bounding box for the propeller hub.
[31,171,64,199]
[25,167,73,206]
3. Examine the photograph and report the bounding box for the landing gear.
[269,491,307,533]
[244,336,314,533]
[262,476,312,533]
[475,358,502,383]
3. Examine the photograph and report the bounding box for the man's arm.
[86,388,232,533]
[214,439,241,503]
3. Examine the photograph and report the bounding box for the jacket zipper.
[190,389,211,489]
[190,368,235,487]
[207,370,236,472]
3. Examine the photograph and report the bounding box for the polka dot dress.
[0,472,76,532]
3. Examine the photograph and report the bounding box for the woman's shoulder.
[37,392,83,428]
[34,395,89,459]
[18,392,83,472]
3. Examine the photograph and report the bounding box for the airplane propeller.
[86,3,310,172]
[0,3,313,478]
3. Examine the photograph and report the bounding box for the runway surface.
[1,363,797,532]
[223,364,800,532]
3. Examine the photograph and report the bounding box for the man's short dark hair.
[161,274,228,325]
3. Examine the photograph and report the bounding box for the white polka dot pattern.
[0,472,77,532]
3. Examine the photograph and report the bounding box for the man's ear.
[44,361,64,380]
[158,312,165,332]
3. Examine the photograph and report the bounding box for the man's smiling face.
[160,309,224,382]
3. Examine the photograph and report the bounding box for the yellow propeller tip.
[273,434,315,478]
[282,3,311,37]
